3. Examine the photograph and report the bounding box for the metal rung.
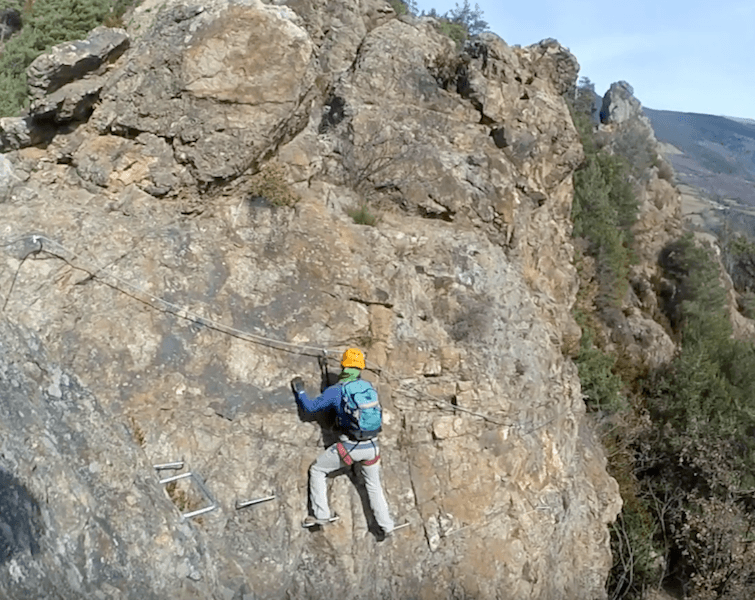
[154,461,217,521]
[160,472,192,485]
[183,504,217,519]
[236,494,276,509]
[154,461,185,471]
[392,522,411,532]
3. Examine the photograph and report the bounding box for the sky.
[415,0,754,119]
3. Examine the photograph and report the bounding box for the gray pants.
[309,439,394,533]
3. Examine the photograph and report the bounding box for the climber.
[291,347,395,538]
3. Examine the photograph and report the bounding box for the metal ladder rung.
[154,461,217,521]
[236,494,276,509]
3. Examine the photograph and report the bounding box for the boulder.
[0,116,51,152]
[623,309,677,370]
[0,153,17,201]
[91,1,318,183]
[0,7,22,42]
[29,77,106,123]
[600,80,641,125]
[72,132,191,196]
[27,27,130,101]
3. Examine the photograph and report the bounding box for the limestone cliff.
[0,2,622,599]
[589,81,683,370]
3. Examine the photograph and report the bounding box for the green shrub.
[655,157,675,183]
[572,151,638,308]
[434,19,468,47]
[573,316,624,412]
[424,0,487,48]
[611,123,658,177]
[723,232,755,294]
[247,164,299,207]
[446,0,487,36]
[658,234,729,334]
[737,291,755,318]
[607,507,662,600]
[347,202,378,226]
[633,233,755,595]
[569,86,639,310]
[389,0,409,16]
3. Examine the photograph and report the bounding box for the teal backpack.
[338,379,382,441]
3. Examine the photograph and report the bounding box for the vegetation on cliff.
[0,0,135,116]
[570,81,755,600]
[388,0,489,47]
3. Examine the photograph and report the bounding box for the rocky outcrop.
[0,7,22,43]
[0,116,51,152]
[90,2,318,184]
[28,27,130,101]
[0,320,214,599]
[0,2,622,599]
[582,81,683,366]
[0,152,17,200]
[600,81,638,126]
[0,27,130,151]
[27,27,130,123]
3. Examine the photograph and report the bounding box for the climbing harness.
[335,440,381,467]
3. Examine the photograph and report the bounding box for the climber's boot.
[302,514,339,528]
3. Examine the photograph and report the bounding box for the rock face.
[0,152,16,200]
[0,116,51,152]
[600,81,638,125]
[26,27,130,124]
[0,320,213,599]
[27,26,130,101]
[0,2,622,599]
[91,2,318,184]
[0,7,22,42]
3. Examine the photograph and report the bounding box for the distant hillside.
[644,108,755,199]
[644,107,755,235]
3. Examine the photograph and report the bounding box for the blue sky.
[416,1,754,119]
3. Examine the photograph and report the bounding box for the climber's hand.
[291,377,305,398]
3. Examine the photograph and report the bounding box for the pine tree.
[447,0,488,36]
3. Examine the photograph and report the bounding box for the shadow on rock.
[0,467,43,565]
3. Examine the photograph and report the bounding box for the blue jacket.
[297,382,367,444]
[296,383,341,419]
[296,383,343,417]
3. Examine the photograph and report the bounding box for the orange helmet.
[341,348,365,370]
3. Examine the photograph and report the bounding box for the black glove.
[291,377,305,398]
